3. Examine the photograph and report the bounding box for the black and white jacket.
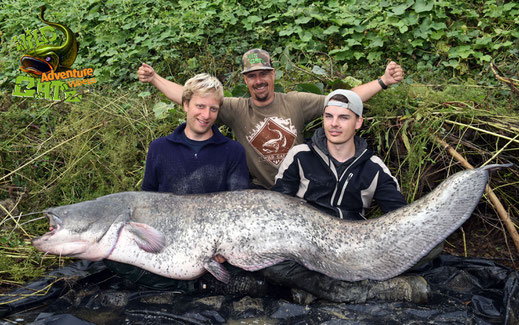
[272,128,407,220]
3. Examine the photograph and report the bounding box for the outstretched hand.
[137,63,156,83]
[381,61,404,86]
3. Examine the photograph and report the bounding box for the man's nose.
[200,107,210,119]
[253,75,263,83]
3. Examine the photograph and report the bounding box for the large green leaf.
[295,83,322,94]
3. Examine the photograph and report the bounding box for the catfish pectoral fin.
[127,222,165,253]
[204,258,230,284]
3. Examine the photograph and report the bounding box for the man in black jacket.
[272,89,407,220]
[266,90,430,304]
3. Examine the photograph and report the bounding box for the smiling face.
[243,69,276,106]
[183,93,219,141]
[323,105,364,146]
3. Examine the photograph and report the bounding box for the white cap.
[323,89,363,117]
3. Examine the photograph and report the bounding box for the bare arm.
[137,63,184,105]
[351,61,404,102]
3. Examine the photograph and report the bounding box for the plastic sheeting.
[1,255,518,324]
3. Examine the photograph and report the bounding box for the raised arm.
[137,63,184,105]
[351,61,404,102]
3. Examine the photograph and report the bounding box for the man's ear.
[356,116,364,130]
[183,101,189,113]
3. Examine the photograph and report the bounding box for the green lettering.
[37,80,52,100]
[249,58,264,64]
[12,34,28,52]
[12,76,36,97]
[23,30,34,50]
[40,26,57,43]
[13,27,57,52]
[64,89,81,103]
[51,81,66,101]
[31,29,45,47]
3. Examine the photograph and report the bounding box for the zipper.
[337,172,354,205]
[333,149,368,218]
[335,173,353,219]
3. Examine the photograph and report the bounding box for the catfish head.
[20,6,78,77]
[32,193,165,261]
[20,52,59,77]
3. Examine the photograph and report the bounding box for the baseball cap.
[241,49,274,74]
[323,89,363,117]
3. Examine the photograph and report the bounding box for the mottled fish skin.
[32,165,507,282]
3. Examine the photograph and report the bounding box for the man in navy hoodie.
[105,73,250,290]
[141,73,249,193]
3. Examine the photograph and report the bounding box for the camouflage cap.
[241,49,274,74]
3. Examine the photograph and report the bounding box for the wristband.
[378,78,388,90]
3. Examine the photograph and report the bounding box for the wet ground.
[1,255,518,324]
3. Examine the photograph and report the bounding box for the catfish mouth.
[20,56,53,76]
[41,212,62,236]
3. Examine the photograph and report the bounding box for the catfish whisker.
[17,215,46,227]
[9,214,46,237]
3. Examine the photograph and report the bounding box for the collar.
[166,123,228,145]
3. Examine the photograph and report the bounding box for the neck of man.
[326,139,356,163]
[184,128,213,141]
[252,93,275,107]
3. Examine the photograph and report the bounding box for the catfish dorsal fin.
[126,222,165,253]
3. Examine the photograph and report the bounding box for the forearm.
[150,74,184,105]
[351,78,385,102]
[272,167,301,196]
[352,61,404,102]
[374,180,408,213]
[227,156,251,191]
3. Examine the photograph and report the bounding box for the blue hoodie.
[142,123,250,194]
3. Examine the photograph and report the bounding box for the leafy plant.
[1,0,517,89]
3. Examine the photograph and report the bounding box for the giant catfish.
[32,164,509,283]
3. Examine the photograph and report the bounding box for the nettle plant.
[0,0,517,88]
[269,0,518,73]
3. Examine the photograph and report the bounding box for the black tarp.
[1,255,518,324]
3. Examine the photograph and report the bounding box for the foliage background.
[1,0,518,87]
[0,0,518,287]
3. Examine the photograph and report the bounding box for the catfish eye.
[46,57,51,62]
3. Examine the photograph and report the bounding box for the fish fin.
[204,258,230,284]
[341,166,494,281]
[127,222,165,253]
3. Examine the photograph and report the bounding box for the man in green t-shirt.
[138,49,404,189]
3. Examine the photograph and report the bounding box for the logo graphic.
[247,117,297,166]
[247,53,264,65]
[11,6,95,102]
[20,6,78,77]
